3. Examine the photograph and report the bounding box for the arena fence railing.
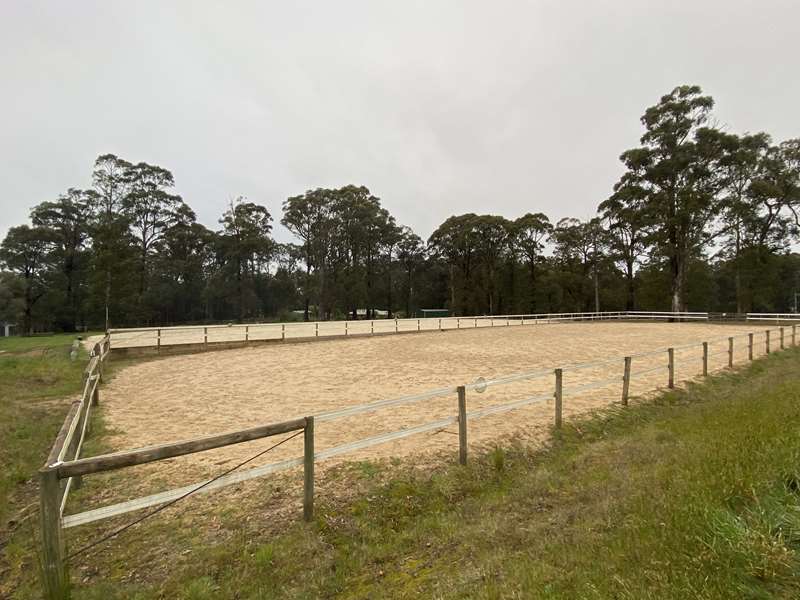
[107,310,715,353]
[38,314,797,599]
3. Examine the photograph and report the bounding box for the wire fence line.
[38,317,797,599]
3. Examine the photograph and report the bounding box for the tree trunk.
[626,259,635,310]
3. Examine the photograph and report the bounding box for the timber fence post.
[457,385,467,465]
[793,324,797,347]
[245,325,249,343]
[728,337,734,369]
[281,324,285,341]
[39,467,67,600]
[303,416,314,522]
[748,333,754,360]
[668,348,675,389]
[554,368,563,429]
[157,328,161,354]
[621,357,631,406]
[766,330,771,354]
[780,327,785,349]
[702,342,708,376]
[203,327,208,350]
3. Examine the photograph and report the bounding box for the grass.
[0,333,97,596]
[6,341,800,598]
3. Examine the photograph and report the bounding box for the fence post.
[621,357,631,406]
[766,330,771,354]
[417,319,420,332]
[793,324,797,347]
[157,328,161,354]
[702,342,708,376]
[315,322,319,337]
[474,318,477,328]
[438,318,442,331]
[728,337,734,369]
[457,385,467,465]
[281,324,286,341]
[245,325,249,343]
[457,318,460,329]
[303,417,314,522]
[748,333,754,360]
[91,376,99,407]
[203,327,208,350]
[668,348,675,389]
[371,320,374,335]
[345,321,348,336]
[554,368,563,429]
[395,319,398,333]
[780,327,785,349]
[39,467,67,600]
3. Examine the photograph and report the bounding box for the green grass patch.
[41,348,800,599]
[0,334,93,596]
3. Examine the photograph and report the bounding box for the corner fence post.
[303,417,314,522]
[621,356,631,406]
[554,368,563,429]
[748,333,754,360]
[780,327,785,350]
[728,337,734,369]
[668,348,675,389]
[766,330,771,354]
[39,467,67,600]
[702,342,708,376]
[457,385,467,465]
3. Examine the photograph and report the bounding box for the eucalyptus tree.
[282,188,337,320]
[0,226,54,334]
[91,153,133,328]
[513,212,552,311]
[30,189,94,330]
[428,214,479,314]
[614,85,726,312]
[396,227,425,317]
[599,183,647,310]
[713,131,771,311]
[122,162,194,304]
[218,198,274,320]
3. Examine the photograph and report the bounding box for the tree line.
[1,85,799,334]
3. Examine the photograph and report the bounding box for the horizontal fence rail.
[107,311,717,353]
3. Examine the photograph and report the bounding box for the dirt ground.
[77,321,780,510]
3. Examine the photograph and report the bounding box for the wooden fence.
[108,310,712,354]
[39,319,797,599]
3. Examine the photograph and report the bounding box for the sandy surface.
[83,321,781,508]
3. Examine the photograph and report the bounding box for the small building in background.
[1,322,17,337]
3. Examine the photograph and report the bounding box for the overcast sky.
[1,1,799,244]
